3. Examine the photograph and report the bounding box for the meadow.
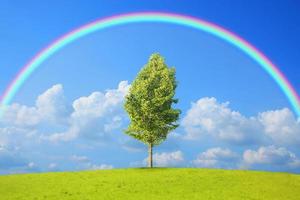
[0,168,299,200]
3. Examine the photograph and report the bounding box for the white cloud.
[71,81,129,119]
[87,163,113,170]
[1,104,40,127]
[0,82,129,174]
[70,155,90,163]
[258,108,300,145]
[192,147,239,168]
[0,127,36,151]
[48,163,58,170]
[2,80,300,174]
[69,155,113,170]
[45,81,130,142]
[182,97,262,144]
[243,145,299,165]
[243,146,300,170]
[36,84,69,123]
[0,81,126,143]
[182,97,300,147]
[1,84,69,127]
[143,151,184,167]
[28,162,36,168]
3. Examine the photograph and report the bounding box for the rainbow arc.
[0,12,299,117]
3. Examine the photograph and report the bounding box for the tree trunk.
[148,143,153,168]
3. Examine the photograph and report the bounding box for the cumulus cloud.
[48,163,58,170]
[1,84,69,127]
[27,162,36,168]
[141,151,184,167]
[0,127,37,153]
[45,81,130,142]
[69,155,113,170]
[0,81,130,174]
[182,97,300,147]
[87,163,113,170]
[1,81,130,143]
[243,146,300,171]
[2,81,300,174]
[182,97,263,145]
[35,84,69,123]
[70,155,90,163]
[258,108,300,145]
[243,145,300,165]
[71,81,129,119]
[192,147,239,168]
[1,104,40,127]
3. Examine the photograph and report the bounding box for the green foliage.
[124,53,181,146]
[1,169,300,200]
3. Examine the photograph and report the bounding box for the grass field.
[0,168,299,200]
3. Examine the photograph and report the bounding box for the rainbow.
[0,12,299,117]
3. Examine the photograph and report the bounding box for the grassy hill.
[0,168,299,200]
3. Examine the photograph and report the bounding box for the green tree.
[124,53,181,168]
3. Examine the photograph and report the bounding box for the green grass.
[0,168,299,200]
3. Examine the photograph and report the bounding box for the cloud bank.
[1,84,300,174]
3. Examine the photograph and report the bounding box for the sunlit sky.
[0,0,300,174]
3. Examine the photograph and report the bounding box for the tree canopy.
[124,53,181,167]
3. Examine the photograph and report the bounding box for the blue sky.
[0,0,300,174]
